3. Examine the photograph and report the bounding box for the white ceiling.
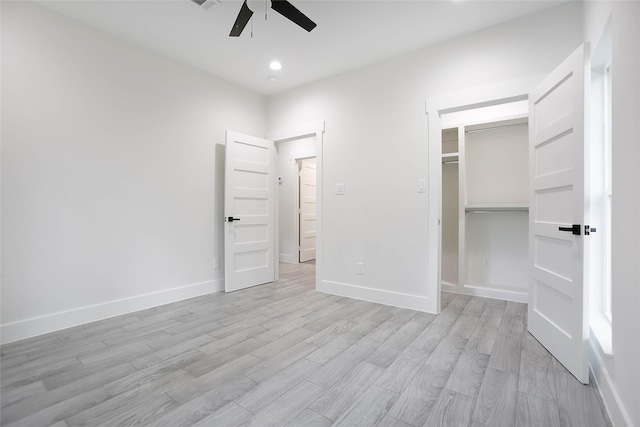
[37,0,568,96]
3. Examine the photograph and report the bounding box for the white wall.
[0,2,266,343]
[2,2,638,423]
[267,2,583,311]
[465,211,528,292]
[276,135,316,263]
[584,2,640,426]
[465,124,529,206]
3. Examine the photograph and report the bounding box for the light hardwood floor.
[1,263,612,426]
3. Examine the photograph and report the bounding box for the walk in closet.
[441,102,529,302]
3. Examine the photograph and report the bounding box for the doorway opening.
[275,134,316,265]
[438,101,530,307]
[271,120,325,287]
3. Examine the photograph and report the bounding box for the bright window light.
[589,36,613,356]
[603,62,612,322]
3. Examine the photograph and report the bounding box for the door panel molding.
[528,44,590,384]
[224,131,276,292]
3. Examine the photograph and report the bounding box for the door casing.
[269,121,325,283]
[426,77,540,314]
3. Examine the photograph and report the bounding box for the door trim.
[425,76,543,314]
[268,121,325,284]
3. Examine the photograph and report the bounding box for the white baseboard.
[441,282,528,303]
[318,279,435,313]
[589,336,634,427]
[0,278,224,345]
[279,254,295,264]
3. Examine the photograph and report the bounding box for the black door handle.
[228,217,241,222]
[559,224,581,235]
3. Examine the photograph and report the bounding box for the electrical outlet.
[356,262,364,275]
[483,258,489,268]
[213,258,220,269]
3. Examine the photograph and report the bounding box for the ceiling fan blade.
[229,0,254,37]
[270,0,317,32]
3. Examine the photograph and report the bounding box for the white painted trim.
[294,158,301,263]
[424,76,544,113]
[426,76,544,315]
[590,313,613,356]
[590,337,633,427]
[269,121,325,290]
[318,280,433,312]
[268,121,325,143]
[0,279,223,344]
[457,126,467,289]
[279,253,295,264]
[427,110,442,314]
[315,127,324,292]
[441,282,528,304]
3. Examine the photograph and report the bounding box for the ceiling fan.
[190,0,317,37]
[229,0,317,37]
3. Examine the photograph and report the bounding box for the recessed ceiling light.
[269,61,282,71]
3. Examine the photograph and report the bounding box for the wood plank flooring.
[1,263,612,426]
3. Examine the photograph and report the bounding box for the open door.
[528,44,591,383]
[299,157,317,262]
[224,131,276,292]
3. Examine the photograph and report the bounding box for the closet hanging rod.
[465,122,527,134]
[465,206,529,213]
[442,160,459,164]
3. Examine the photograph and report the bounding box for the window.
[603,62,612,322]
[590,26,613,355]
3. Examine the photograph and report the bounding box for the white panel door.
[299,157,316,262]
[225,131,275,292]
[528,44,590,383]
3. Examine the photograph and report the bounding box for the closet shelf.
[465,204,528,212]
[442,152,459,163]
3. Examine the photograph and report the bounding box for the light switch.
[336,183,345,195]
[417,179,427,193]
